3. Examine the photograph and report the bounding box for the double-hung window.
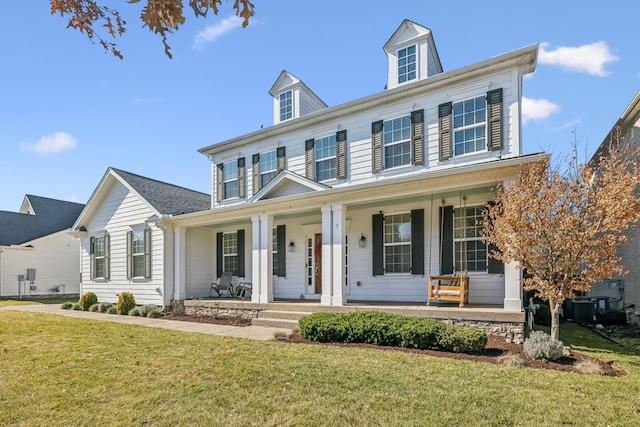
[132,230,145,277]
[454,206,487,272]
[383,115,411,168]
[398,45,417,84]
[272,228,278,275]
[280,91,292,121]
[453,96,486,156]
[223,161,238,199]
[314,134,337,182]
[384,213,412,273]
[94,236,106,278]
[223,232,238,275]
[260,151,277,188]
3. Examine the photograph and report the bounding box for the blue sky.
[0,1,637,212]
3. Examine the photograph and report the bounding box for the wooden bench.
[427,275,469,307]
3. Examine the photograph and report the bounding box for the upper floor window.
[453,96,486,156]
[383,115,411,168]
[223,161,238,199]
[398,45,417,84]
[314,134,337,181]
[454,206,486,272]
[280,91,292,122]
[260,150,277,187]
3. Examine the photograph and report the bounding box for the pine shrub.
[116,292,136,315]
[88,303,100,312]
[106,306,118,314]
[71,302,81,311]
[128,307,141,316]
[79,292,98,311]
[60,301,73,310]
[147,307,163,318]
[524,330,564,361]
[98,302,113,313]
[138,304,158,317]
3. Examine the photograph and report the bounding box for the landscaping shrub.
[106,306,118,314]
[299,311,488,353]
[147,307,163,318]
[129,307,141,316]
[116,292,136,315]
[88,303,100,312]
[524,330,564,361]
[138,304,158,317]
[71,303,81,311]
[98,302,113,313]
[60,301,73,310]
[79,292,98,311]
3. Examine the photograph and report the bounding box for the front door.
[314,233,322,294]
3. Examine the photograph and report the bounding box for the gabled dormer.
[269,70,328,125]
[384,19,443,90]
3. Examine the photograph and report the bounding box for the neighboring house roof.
[0,195,85,246]
[110,168,211,216]
[591,91,640,164]
[72,168,211,231]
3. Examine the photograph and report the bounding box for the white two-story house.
[165,20,543,311]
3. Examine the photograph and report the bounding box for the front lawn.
[0,311,639,426]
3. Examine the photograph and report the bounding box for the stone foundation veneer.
[442,319,524,344]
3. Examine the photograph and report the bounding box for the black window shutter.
[216,232,223,277]
[486,201,504,274]
[277,147,286,172]
[438,102,453,161]
[336,130,347,179]
[411,109,425,166]
[487,88,503,151]
[237,230,245,277]
[305,138,315,180]
[439,206,454,274]
[126,230,132,280]
[237,157,245,199]
[89,236,95,280]
[372,213,384,276]
[276,225,286,277]
[144,227,152,279]
[371,120,384,173]
[411,209,425,275]
[216,163,224,203]
[252,153,260,193]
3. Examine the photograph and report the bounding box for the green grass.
[0,298,74,307]
[1,313,639,426]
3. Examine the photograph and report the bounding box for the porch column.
[259,214,274,303]
[331,204,347,306]
[321,206,333,305]
[251,216,262,303]
[503,260,522,311]
[173,226,186,300]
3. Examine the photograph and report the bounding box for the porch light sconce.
[288,239,295,252]
[358,233,366,248]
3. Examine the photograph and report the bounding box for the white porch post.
[321,205,333,305]
[173,226,186,300]
[331,204,346,306]
[503,260,522,311]
[259,214,273,303]
[502,178,522,312]
[251,216,262,303]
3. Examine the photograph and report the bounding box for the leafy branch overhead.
[50,0,255,59]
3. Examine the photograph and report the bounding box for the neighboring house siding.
[80,182,165,306]
[0,232,80,297]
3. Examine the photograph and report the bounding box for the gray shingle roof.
[110,168,210,216]
[0,195,85,246]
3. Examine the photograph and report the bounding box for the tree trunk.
[549,301,562,341]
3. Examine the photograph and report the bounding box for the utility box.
[573,299,597,324]
[27,269,36,281]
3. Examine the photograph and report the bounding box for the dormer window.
[280,91,292,121]
[398,45,417,84]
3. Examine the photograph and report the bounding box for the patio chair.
[210,271,234,297]
[236,281,252,300]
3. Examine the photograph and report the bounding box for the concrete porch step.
[258,310,309,321]
[252,318,300,329]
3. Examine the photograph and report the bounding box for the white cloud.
[193,16,243,49]
[21,132,77,155]
[522,97,560,125]
[538,42,619,77]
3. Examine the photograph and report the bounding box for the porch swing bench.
[427,275,469,307]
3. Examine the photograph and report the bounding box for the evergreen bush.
[79,292,98,311]
[98,302,113,313]
[60,301,73,310]
[147,307,163,318]
[138,304,158,317]
[128,307,141,316]
[116,292,136,315]
[88,303,100,312]
[106,306,118,314]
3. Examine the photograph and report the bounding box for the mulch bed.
[162,313,625,377]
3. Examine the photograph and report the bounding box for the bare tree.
[50,0,255,58]
[483,128,640,340]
